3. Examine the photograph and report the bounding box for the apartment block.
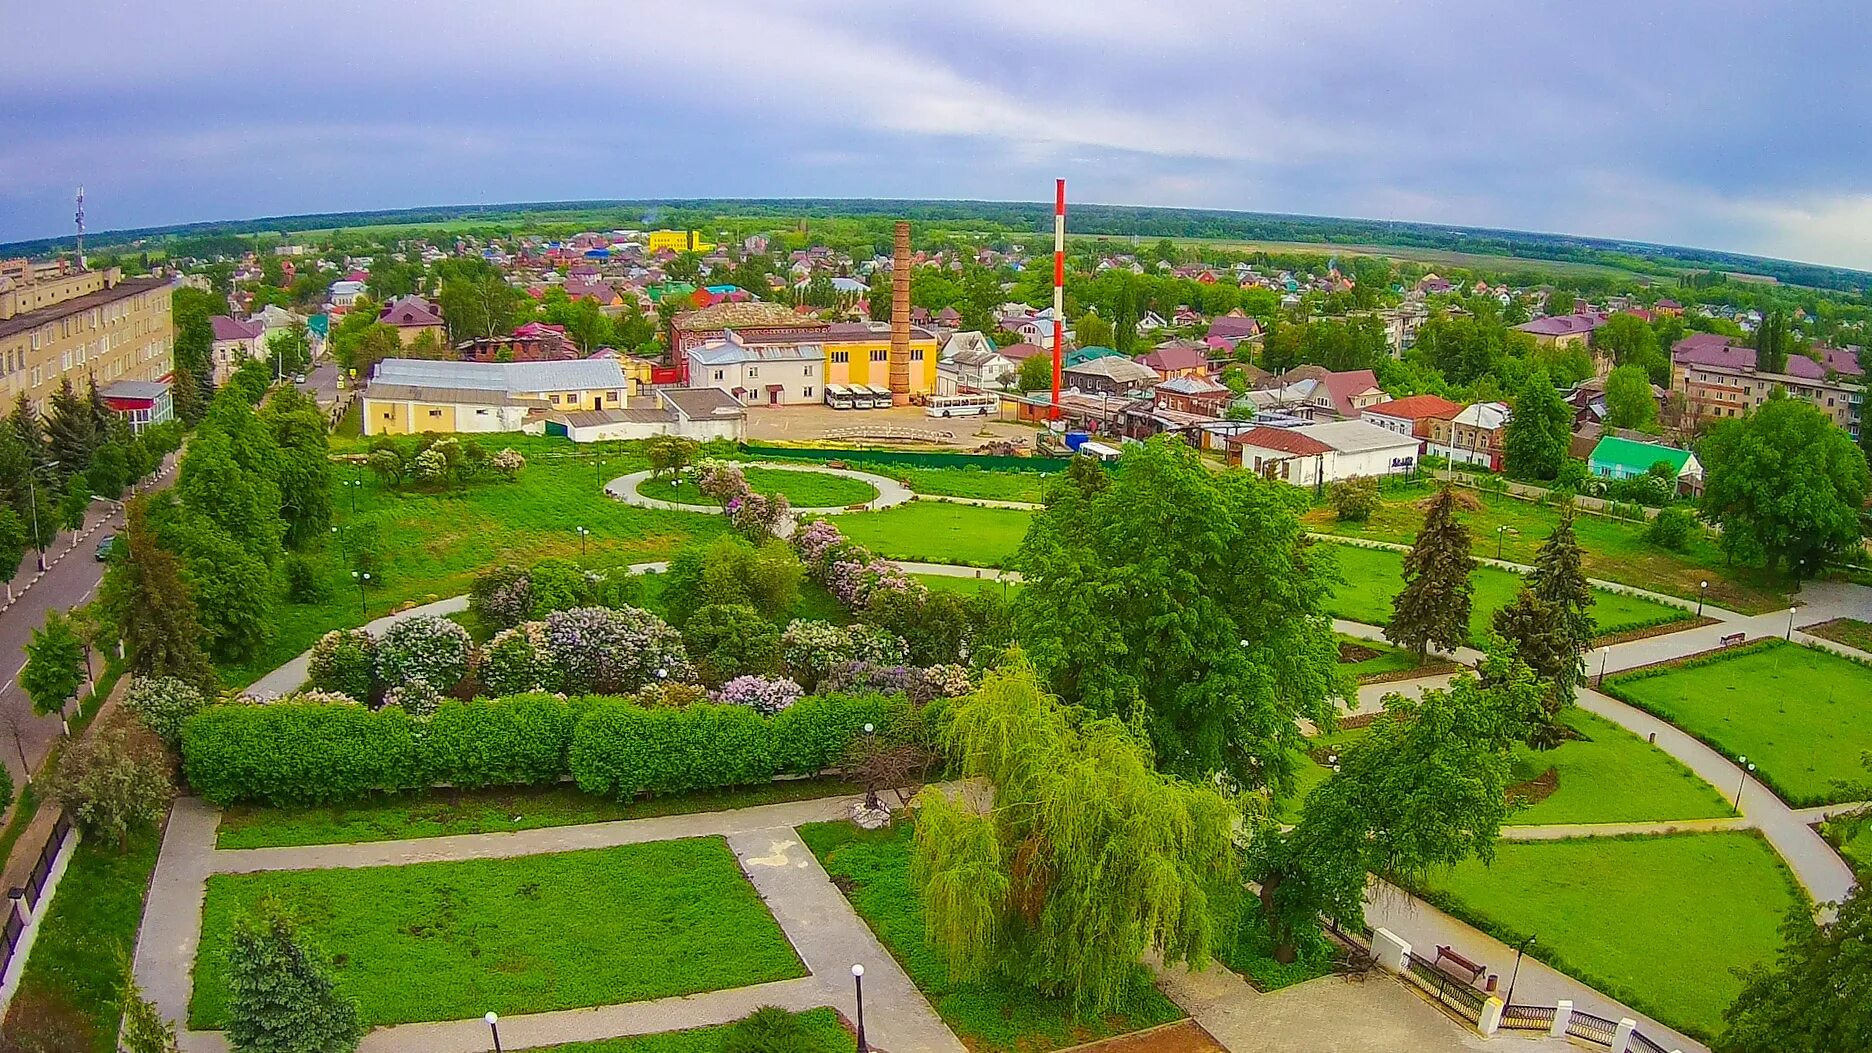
[0,265,177,414]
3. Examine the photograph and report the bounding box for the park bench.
[1433,945,1487,985]
[1720,631,1746,648]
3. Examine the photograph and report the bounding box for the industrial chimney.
[889,221,912,402]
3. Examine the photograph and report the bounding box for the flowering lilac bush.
[124,676,208,746]
[384,676,443,718]
[791,520,844,574]
[728,490,791,541]
[910,663,972,704]
[276,689,365,706]
[470,565,534,630]
[716,675,805,716]
[697,460,748,504]
[478,622,561,696]
[491,448,527,480]
[543,606,693,694]
[373,615,473,694]
[780,619,908,689]
[847,623,910,664]
[791,518,924,610]
[820,661,913,697]
[307,628,378,701]
[633,681,709,708]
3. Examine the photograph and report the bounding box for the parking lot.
[741,401,1041,449]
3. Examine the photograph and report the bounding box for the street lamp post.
[485,1012,503,1053]
[351,570,372,619]
[344,476,363,513]
[1697,580,1708,618]
[1495,525,1517,560]
[1596,646,1609,687]
[576,526,590,557]
[25,459,59,571]
[1785,606,1797,641]
[852,964,868,1053]
[1504,934,1536,1007]
[1733,758,1755,815]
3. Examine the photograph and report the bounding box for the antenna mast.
[74,186,87,269]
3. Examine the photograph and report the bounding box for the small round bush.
[384,676,442,718]
[721,1007,815,1053]
[1645,505,1696,552]
[471,564,534,630]
[716,675,804,716]
[374,615,473,694]
[124,676,208,746]
[543,606,692,694]
[307,629,377,702]
[478,622,562,696]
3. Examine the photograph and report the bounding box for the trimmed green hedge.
[182,692,917,807]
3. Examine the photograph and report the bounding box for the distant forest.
[5,197,1868,294]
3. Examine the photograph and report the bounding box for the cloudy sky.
[5,1,1871,269]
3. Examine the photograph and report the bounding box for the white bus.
[859,385,893,409]
[926,393,998,418]
[824,385,857,410]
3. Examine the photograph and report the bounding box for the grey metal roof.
[363,383,538,407]
[100,380,169,400]
[658,387,747,419]
[371,357,628,393]
[687,341,824,365]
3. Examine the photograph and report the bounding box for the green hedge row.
[181,692,918,807]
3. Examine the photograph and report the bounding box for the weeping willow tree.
[911,656,1236,1017]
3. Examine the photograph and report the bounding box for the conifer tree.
[46,375,99,476]
[224,896,363,1053]
[1385,486,1475,660]
[87,373,115,438]
[1493,505,1595,739]
[169,363,205,426]
[11,392,48,472]
[100,499,217,693]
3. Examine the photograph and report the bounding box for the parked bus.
[926,393,998,418]
[824,385,857,410]
[857,385,892,409]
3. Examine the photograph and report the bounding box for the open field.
[190,838,804,1029]
[641,466,879,508]
[1165,236,1663,281]
[1604,642,1872,807]
[799,820,1184,1053]
[1320,542,1689,642]
[830,501,1033,567]
[215,777,861,850]
[1419,832,1801,1040]
[525,1008,854,1053]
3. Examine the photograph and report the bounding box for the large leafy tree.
[1699,391,1870,576]
[1593,313,1664,382]
[224,896,364,1053]
[1719,882,1872,1053]
[1245,655,1541,961]
[0,506,24,602]
[1502,373,1573,480]
[22,608,86,723]
[1015,438,1346,793]
[260,387,332,548]
[48,717,174,853]
[1385,487,1475,660]
[438,271,526,342]
[100,499,217,693]
[911,658,1235,1016]
[1602,363,1658,430]
[170,286,221,387]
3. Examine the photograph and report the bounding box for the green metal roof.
[1588,435,1693,473]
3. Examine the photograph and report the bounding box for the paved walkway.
[604,462,915,515]
[136,793,963,1053]
[244,594,470,698]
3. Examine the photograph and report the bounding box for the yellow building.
[362,357,631,436]
[0,265,175,414]
[817,321,940,393]
[645,230,715,255]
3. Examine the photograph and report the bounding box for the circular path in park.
[604,462,914,515]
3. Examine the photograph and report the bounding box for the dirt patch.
[1337,712,1382,731]
[1337,641,1384,663]
[1591,615,1716,648]
[1417,490,1482,512]
[1058,1020,1226,1053]
[1357,658,1460,685]
[1506,766,1560,807]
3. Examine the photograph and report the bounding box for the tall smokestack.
[889,220,911,401]
[1051,179,1065,421]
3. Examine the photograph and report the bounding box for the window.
[803,365,813,376]
[550,394,561,404]
[714,369,725,381]
[910,349,924,361]
[870,350,887,362]
[428,409,443,418]
[831,350,850,364]
[804,387,814,399]
[748,367,759,378]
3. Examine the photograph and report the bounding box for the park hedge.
[180,691,919,807]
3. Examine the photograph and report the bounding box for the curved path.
[604,462,913,515]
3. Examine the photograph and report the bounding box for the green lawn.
[829,502,1033,567]
[1605,642,1872,807]
[1321,542,1689,643]
[1,830,161,1053]
[846,464,1051,504]
[1806,617,1872,653]
[798,820,1184,1053]
[1335,635,1434,681]
[521,1008,853,1053]
[1304,484,1791,615]
[1419,832,1802,1040]
[190,838,805,1029]
[1822,812,1871,876]
[216,777,862,850]
[640,466,879,509]
[911,571,1022,600]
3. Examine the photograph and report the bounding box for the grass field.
[1320,542,1689,642]
[829,501,1033,567]
[640,467,879,509]
[1806,617,1872,653]
[528,1008,854,1053]
[1605,642,1872,807]
[190,838,805,1029]
[1304,485,1791,615]
[215,777,862,850]
[911,571,1022,600]
[799,820,1184,1052]
[1419,832,1801,1039]
[844,464,1051,504]
[1334,635,1433,681]
[1,831,161,1053]
[1170,236,1659,281]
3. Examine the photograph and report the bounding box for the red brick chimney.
[889,221,911,402]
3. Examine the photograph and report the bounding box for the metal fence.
[0,812,72,988]
[1566,1010,1622,1046]
[1401,951,1487,1021]
[1499,1003,1555,1031]
[1627,1031,1673,1053]
[20,814,71,910]
[742,443,1068,473]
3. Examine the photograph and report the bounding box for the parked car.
[95,535,117,561]
[293,373,308,384]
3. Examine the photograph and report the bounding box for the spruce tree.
[1385,486,1476,660]
[224,896,363,1053]
[1501,372,1572,481]
[1492,506,1595,741]
[100,499,217,693]
[46,376,99,477]
[11,392,47,472]
[87,372,115,438]
[1526,506,1595,660]
[169,363,205,426]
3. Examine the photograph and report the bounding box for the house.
[946,346,1018,391]
[1062,345,1123,369]
[999,342,1046,365]
[1062,355,1159,396]
[379,295,447,345]
[1359,394,1464,449]
[1137,310,1167,333]
[1137,343,1209,380]
[934,306,962,328]
[541,388,746,444]
[329,279,366,307]
[564,279,620,306]
[1670,335,1865,438]
[209,315,266,383]
[1205,313,1262,349]
[458,322,576,363]
[1249,366,1385,419]
[362,357,632,436]
[686,334,825,406]
[1153,374,1232,416]
[940,330,997,361]
[1514,311,1607,350]
[1425,401,1511,470]
[1587,435,1703,491]
[98,380,172,433]
[1229,420,1421,486]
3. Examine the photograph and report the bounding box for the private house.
[379,295,447,345]
[328,279,366,307]
[1359,394,1464,450]
[1062,355,1158,396]
[458,322,576,363]
[1137,342,1209,380]
[1206,313,1262,350]
[1242,367,1387,420]
[1515,311,1608,352]
[1153,374,1232,416]
[999,342,1046,366]
[1670,334,1865,437]
[1426,401,1511,470]
[209,315,266,383]
[940,330,996,362]
[1587,435,1703,491]
[362,357,632,436]
[1228,419,1421,486]
[686,333,825,406]
[541,387,746,444]
[941,345,1018,392]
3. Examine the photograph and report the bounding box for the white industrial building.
[1228,419,1421,487]
[686,333,825,406]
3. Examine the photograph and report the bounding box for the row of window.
[810,349,928,365]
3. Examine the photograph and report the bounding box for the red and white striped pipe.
[1051,178,1065,420]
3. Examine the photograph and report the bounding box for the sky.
[4,0,1872,270]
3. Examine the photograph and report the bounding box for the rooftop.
[0,274,174,341]
[1363,393,1464,421]
[676,300,824,332]
[371,357,628,393]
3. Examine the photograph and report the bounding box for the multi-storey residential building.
[0,265,175,419]
[1670,334,1865,438]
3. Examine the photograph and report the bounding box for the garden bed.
[522,1008,854,1053]
[1804,617,1872,653]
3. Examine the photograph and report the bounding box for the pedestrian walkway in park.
[604,462,915,515]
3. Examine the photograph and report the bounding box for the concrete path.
[604,462,915,515]
[244,594,470,698]
[136,792,963,1053]
[1362,882,1708,1053]
[1500,817,1750,839]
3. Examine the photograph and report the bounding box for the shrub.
[283,553,329,604]
[181,703,425,806]
[544,606,693,694]
[721,1006,814,1053]
[588,570,645,610]
[683,603,783,686]
[727,490,791,541]
[910,663,972,703]
[48,719,175,851]
[374,615,473,692]
[477,622,562,696]
[490,447,526,479]
[384,676,442,718]
[820,661,912,696]
[306,629,377,702]
[662,537,801,625]
[696,460,748,504]
[1645,505,1696,551]
[528,557,594,618]
[768,692,913,774]
[570,700,775,799]
[470,564,534,631]
[424,694,580,788]
[716,675,805,716]
[124,676,209,747]
[780,620,909,690]
[633,681,710,708]
[1328,476,1380,522]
